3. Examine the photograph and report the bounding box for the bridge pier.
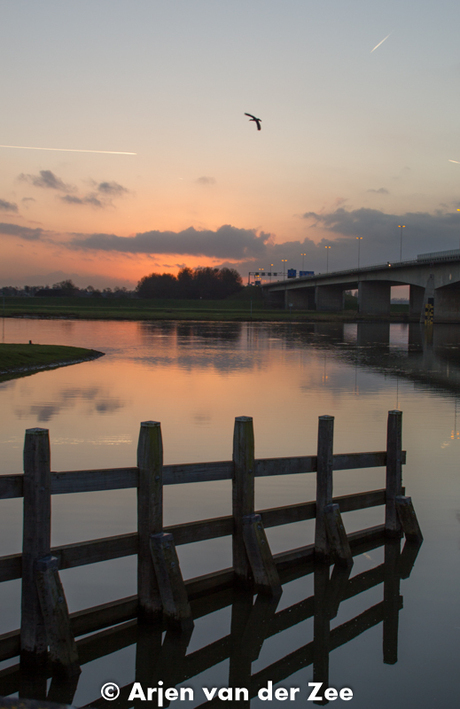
[409,285,424,318]
[315,285,344,311]
[358,282,391,315]
[434,284,460,322]
[285,288,315,310]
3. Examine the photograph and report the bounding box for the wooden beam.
[395,495,423,543]
[315,415,334,559]
[242,514,281,596]
[232,416,255,585]
[149,532,193,630]
[20,428,51,667]
[0,489,388,582]
[34,555,80,676]
[385,410,403,537]
[137,421,163,622]
[324,503,353,567]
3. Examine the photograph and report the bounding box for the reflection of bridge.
[262,250,460,322]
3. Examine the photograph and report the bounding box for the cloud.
[366,188,389,195]
[19,170,72,191]
[0,222,44,240]
[96,181,128,195]
[60,194,103,208]
[0,199,18,212]
[70,225,272,260]
[300,206,460,267]
[196,176,216,185]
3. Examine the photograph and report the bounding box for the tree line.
[136,267,243,299]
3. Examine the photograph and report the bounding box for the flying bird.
[244,113,262,131]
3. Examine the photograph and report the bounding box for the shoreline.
[0,345,104,382]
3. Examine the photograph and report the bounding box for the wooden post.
[149,532,193,630]
[242,514,282,596]
[21,428,51,667]
[385,410,403,537]
[232,416,255,586]
[137,421,163,622]
[324,503,353,568]
[34,555,80,676]
[395,496,423,543]
[315,415,334,560]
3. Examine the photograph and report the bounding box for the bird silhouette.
[244,113,262,131]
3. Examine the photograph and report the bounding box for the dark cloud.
[196,176,216,185]
[60,194,103,208]
[366,188,389,195]
[0,199,18,212]
[301,207,460,268]
[0,222,44,240]
[97,181,128,195]
[19,170,72,192]
[70,225,272,260]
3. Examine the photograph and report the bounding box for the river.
[0,318,459,707]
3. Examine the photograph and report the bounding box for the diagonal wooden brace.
[395,496,423,544]
[324,503,353,568]
[34,555,80,677]
[242,514,282,597]
[149,532,194,631]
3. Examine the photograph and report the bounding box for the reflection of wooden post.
[313,564,330,705]
[233,417,255,586]
[229,590,253,708]
[21,428,51,667]
[383,539,401,665]
[385,411,403,537]
[138,421,163,622]
[315,416,334,560]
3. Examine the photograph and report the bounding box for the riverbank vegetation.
[0,344,104,381]
[0,292,410,322]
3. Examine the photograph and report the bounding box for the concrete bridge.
[261,249,460,322]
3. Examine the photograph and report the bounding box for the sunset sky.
[1,1,460,289]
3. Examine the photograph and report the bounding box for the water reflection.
[0,537,421,707]
[13,386,126,423]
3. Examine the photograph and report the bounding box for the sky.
[1,0,460,289]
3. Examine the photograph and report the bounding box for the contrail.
[0,144,136,155]
[370,32,392,53]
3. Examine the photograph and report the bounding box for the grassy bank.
[0,295,411,322]
[0,344,104,381]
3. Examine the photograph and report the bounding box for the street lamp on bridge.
[398,225,405,262]
[356,236,363,268]
[325,245,331,273]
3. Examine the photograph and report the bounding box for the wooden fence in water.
[0,410,422,682]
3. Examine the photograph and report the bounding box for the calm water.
[0,318,459,707]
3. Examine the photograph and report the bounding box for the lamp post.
[457,210,460,250]
[356,236,363,269]
[270,264,274,282]
[281,259,287,278]
[398,225,405,262]
[325,245,331,273]
[301,253,306,271]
